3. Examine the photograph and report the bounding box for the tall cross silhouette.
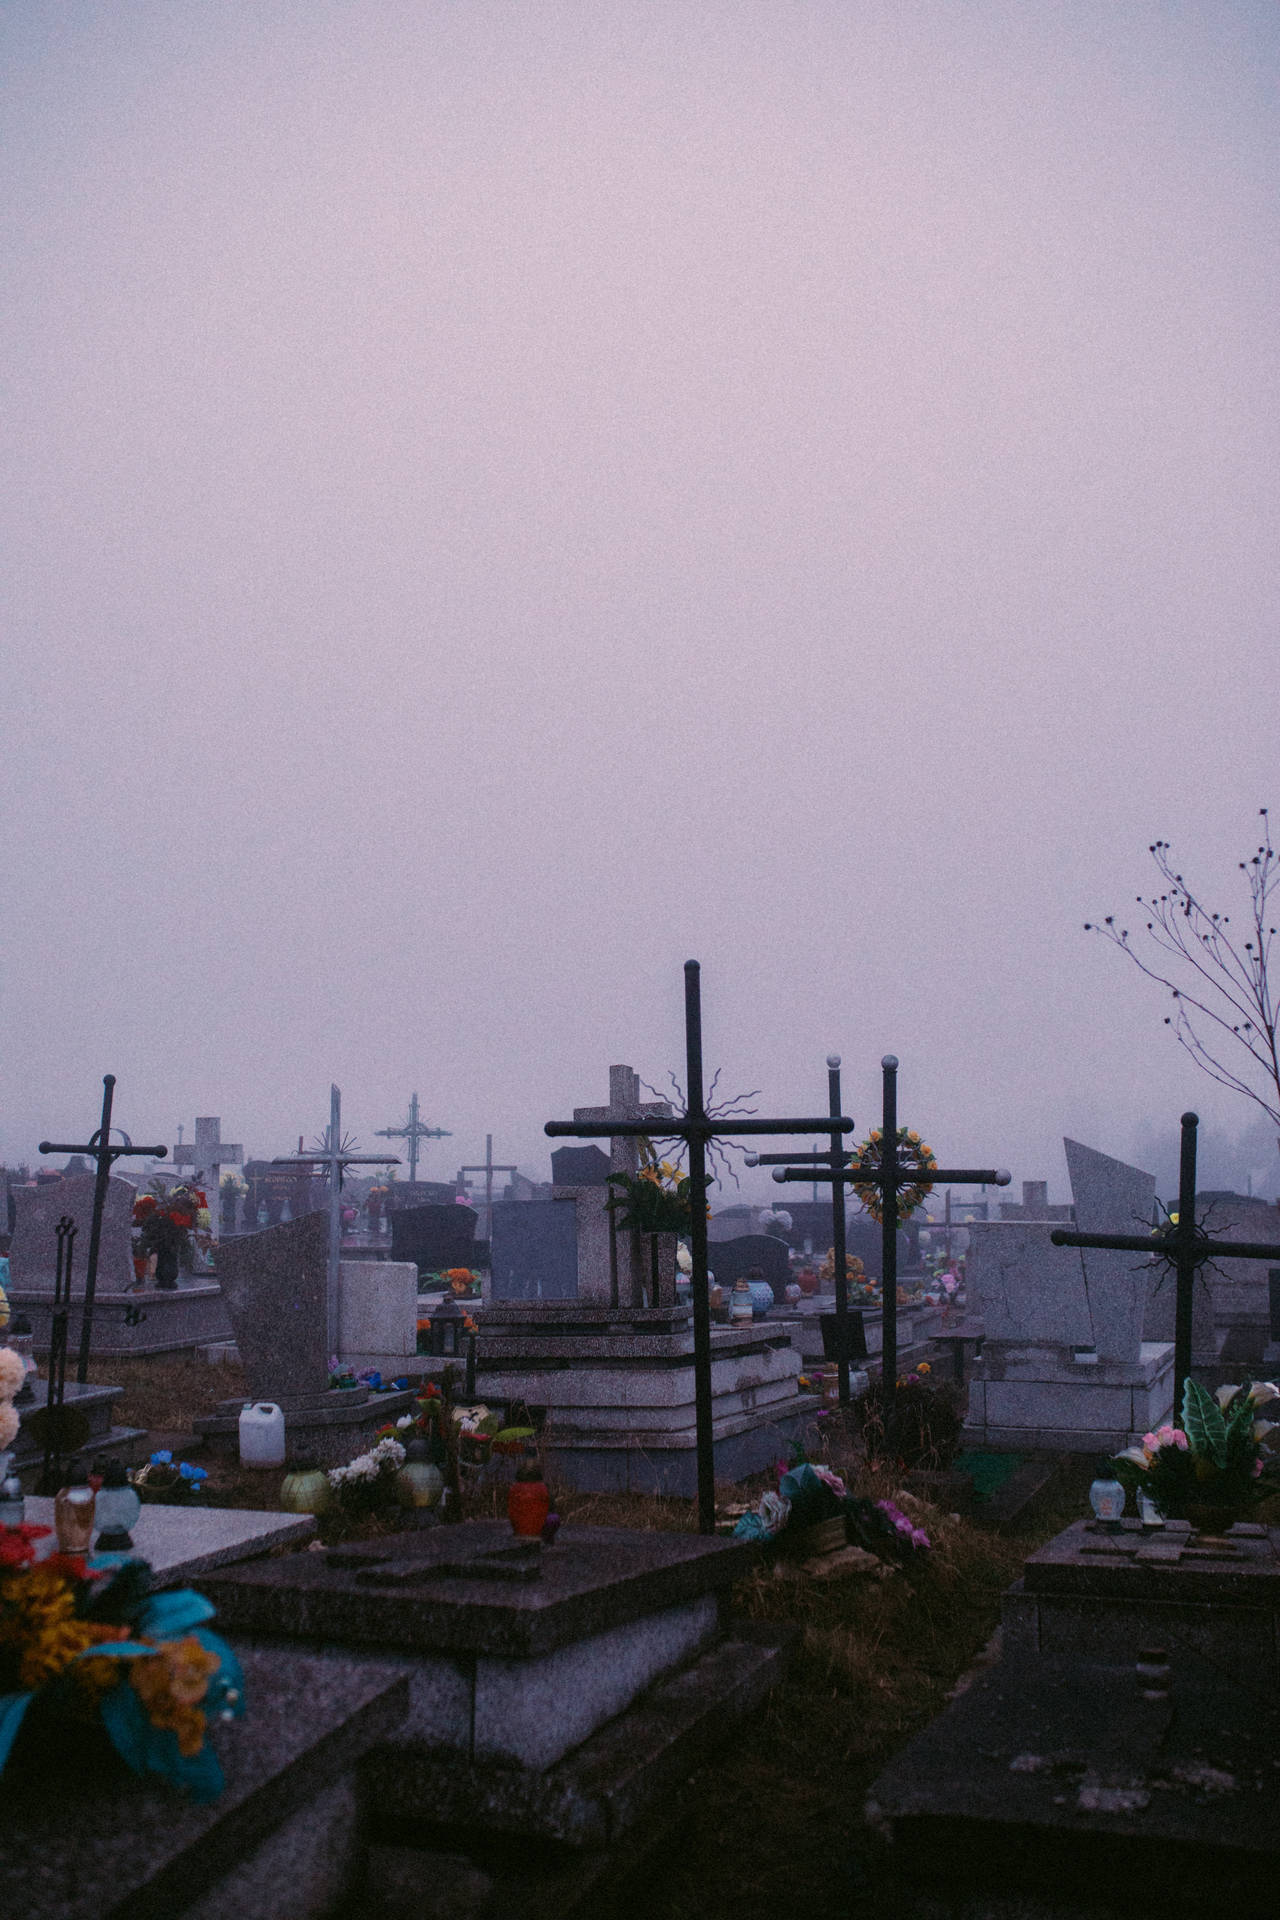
[545,960,852,1533]
[375,1094,451,1185]
[1053,1110,1280,1417]
[274,1086,400,1356]
[770,1055,1008,1406]
[39,1075,167,1381]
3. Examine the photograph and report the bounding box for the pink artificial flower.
[1173,1430,1189,1451]
[1142,1432,1158,1453]
[1253,1457,1264,1478]
[1154,1425,1177,1449]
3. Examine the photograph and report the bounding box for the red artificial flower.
[169,1212,194,1229]
[133,1195,158,1219]
[0,1523,52,1568]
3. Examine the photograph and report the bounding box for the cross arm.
[271,1154,401,1168]
[545,1116,853,1139]
[747,1150,848,1166]
[38,1141,168,1160]
[775,1165,1008,1186]
[1053,1226,1280,1262]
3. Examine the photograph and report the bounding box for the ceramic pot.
[747,1280,774,1319]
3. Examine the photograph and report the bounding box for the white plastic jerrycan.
[238,1401,286,1469]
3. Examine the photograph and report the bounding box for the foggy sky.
[3,2,1278,1208]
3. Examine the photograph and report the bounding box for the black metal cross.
[545,960,853,1534]
[1051,1110,1280,1420]
[375,1093,452,1185]
[747,1053,859,1406]
[39,1074,168,1382]
[769,1054,1008,1404]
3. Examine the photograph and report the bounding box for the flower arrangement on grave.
[131,1451,208,1505]
[819,1250,877,1304]
[850,1129,937,1222]
[131,1185,212,1282]
[1110,1378,1280,1525]
[444,1268,482,1298]
[853,1363,962,1472]
[0,1543,244,1800]
[327,1435,407,1515]
[732,1451,931,1567]
[606,1160,695,1235]
[376,1385,445,1456]
[450,1404,503,1466]
[0,1347,23,1454]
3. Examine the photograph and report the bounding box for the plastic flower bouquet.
[1111,1378,1280,1525]
[606,1161,694,1234]
[327,1436,406,1515]
[0,1540,244,1801]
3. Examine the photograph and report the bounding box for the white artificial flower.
[1114,1446,1150,1469]
[1248,1382,1280,1408]
[1215,1384,1240,1410]
[1253,1420,1278,1443]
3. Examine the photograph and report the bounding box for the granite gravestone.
[552,1066,676,1308]
[1191,1190,1280,1366]
[549,1145,611,1187]
[965,1139,1175,1451]
[702,1233,791,1300]
[9,1174,138,1291]
[390,1203,480,1277]
[214,1209,331,1400]
[489,1199,579,1301]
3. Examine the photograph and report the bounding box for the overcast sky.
[3,2,1278,1208]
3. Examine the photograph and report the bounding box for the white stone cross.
[172,1116,244,1205]
[574,1065,672,1181]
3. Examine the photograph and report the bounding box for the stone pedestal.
[191,1384,419,1468]
[471,1302,819,1493]
[6,1281,233,1358]
[1002,1514,1280,1689]
[964,1338,1174,1452]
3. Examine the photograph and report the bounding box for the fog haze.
[3,2,1278,1206]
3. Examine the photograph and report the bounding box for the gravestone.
[965,1139,1174,1451]
[9,1174,137,1292]
[382,1179,458,1210]
[214,1210,331,1400]
[192,1212,417,1463]
[702,1232,791,1300]
[708,1204,759,1243]
[549,1144,610,1186]
[171,1116,243,1211]
[553,1065,676,1308]
[389,1202,480,1277]
[1193,1190,1280,1365]
[489,1198,579,1301]
[337,1259,420,1362]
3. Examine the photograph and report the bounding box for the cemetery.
[4,1005,1280,1920]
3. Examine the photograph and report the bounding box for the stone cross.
[172,1117,243,1215]
[566,1067,673,1309]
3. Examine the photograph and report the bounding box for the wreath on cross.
[851,1128,937,1222]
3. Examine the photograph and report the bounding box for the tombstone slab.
[490,1197,579,1301]
[214,1210,331,1400]
[704,1233,791,1301]
[337,1259,419,1361]
[390,1203,479,1276]
[9,1174,138,1292]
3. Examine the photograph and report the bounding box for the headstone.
[702,1233,791,1300]
[337,1259,420,1360]
[549,1145,611,1186]
[998,1177,1075,1222]
[489,1199,579,1301]
[708,1204,759,1243]
[1194,1190,1280,1365]
[553,1065,675,1307]
[215,1210,331,1399]
[965,1139,1174,1451]
[9,1174,137,1291]
[171,1116,243,1210]
[390,1202,480,1276]
[383,1180,458,1210]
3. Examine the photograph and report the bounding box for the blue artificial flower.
[150,1450,173,1465]
[178,1462,196,1479]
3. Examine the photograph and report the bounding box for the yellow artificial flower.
[130,1637,219,1757]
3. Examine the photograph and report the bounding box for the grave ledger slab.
[0,1645,409,1920]
[198,1520,760,1771]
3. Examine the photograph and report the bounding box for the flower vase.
[154,1244,180,1291]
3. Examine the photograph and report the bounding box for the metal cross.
[273,1086,400,1358]
[545,960,852,1534]
[456,1134,518,1240]
[747,1054,859,1404]
[375,1093,452,1185]
[768,1055,1008,1406]
[39,1074,168,1382]
[1052,1110,1280,1419]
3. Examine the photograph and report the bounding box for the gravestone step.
[0,1645,410,1920]
[362,1621,794,1849]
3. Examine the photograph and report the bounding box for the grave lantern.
[429,1294,466,1358]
